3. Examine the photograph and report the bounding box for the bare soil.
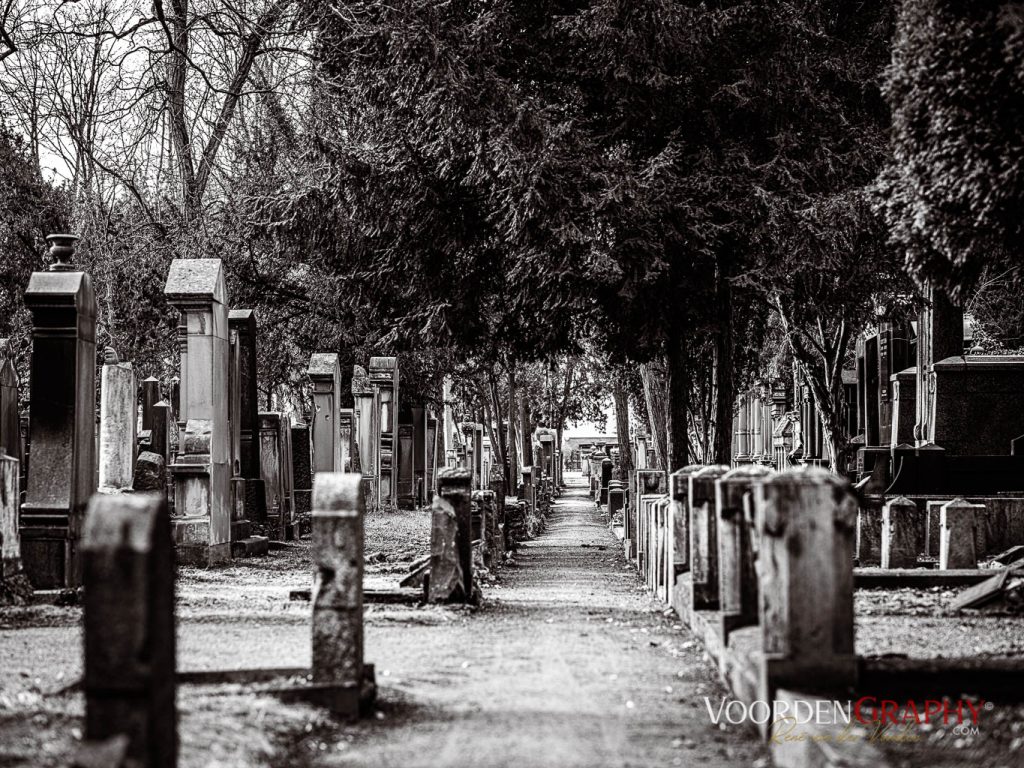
[0,478,767,767]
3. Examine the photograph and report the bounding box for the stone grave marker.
[881,496,919,569]
[98,351,136,492]
[429,468,472,603]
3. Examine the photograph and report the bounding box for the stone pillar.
[81,492,175,768]
[881,496,918,569]
[939,498,983,569]
[150,400,170,462]
[164,259,230,566]
[717,466,772,641]
[736,395,750,463]
[227,326,247,541]
[311,474,364,690]
[1,453,22,583]
[228,310,265,522]
[688,465,730,610]
[351,366,377,506]
[915,284,963,445]
[429,468,472,603]
[21,234,96,588]
[99,358,137,492]
[280,419,296,538]
[0,340,22,465]
[600,457,613,505]
[369,357,399,508]
[890,368,917,448]
[412,406,426,506]
[752,468,857,701]
[308,353,343,474]
[397,414,415,509]
[291,423,313,522]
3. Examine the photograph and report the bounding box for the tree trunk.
[520,393,532,468]
[666,331,691,471]
[640,360,669,471]
[507,363,518,488]
[612,375,634,478]
[712,269,735,465]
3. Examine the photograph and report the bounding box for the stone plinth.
[82,492,175,767]
[164,258,230,566]
[20,236,96,588]
[99,362,137,491]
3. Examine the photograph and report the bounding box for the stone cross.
[939,498,983,569]
[81,492,175,768]
[688,465,730,610]
[308,353,343,474]
[881,496,919,569]
[429,468,472,603]
[164,258,230,566]
[716,465,772,641]
[21,234,96,588]
[99,357,137,491]
[752,467,857,701]
[311,474,364,689]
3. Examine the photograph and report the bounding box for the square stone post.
[339,409,354,473]
[164,259,231,566]
[881,496,919,569]
[99,358,137,492]
[81,492,175,768]
[21,234,96,588]
[716,465,772,642]
[688,465,730,610]
[669,466,705,575]
[228,310,265,522]
[369,357,399,508]
[308,353,343,474]
[753,467,857,701]
[1,453,23,583]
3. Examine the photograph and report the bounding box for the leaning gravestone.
[81,492,175,768]
[21,234,96,588]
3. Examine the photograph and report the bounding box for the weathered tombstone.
[351,366,377,506]
[1,453,31,602]
[940,498,983,569]
[889,368,916,449]
[228,310,265,522]
[81,492,175,768]
[338,409,354,473]
[607,480,626,519]
[291,423,313,520]
[881,496,918,569]
[397,410,415,509]
[716,465,772,641]
[487,471,505,562]
[412,406,426,506]
[915,283,964,446]
[21,234,96,588]
[0,340,20,464]
[924,499,946,558]
[599,457,613,505]
[132,452,166,493]
[260,413,297,540]
[753,468,857,700]
[668,466,705,575]
[425,413,438,502]
[140,376,160,437]
[309,473,374,714]
[688,465,730,610]
[429,468,472,603]
[98,352,137,492]
[369,357,399,508]
[150,401,170,462]
[164,258,230,566]
[308,353,343,474]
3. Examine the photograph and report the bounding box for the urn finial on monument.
[46,233,79,272]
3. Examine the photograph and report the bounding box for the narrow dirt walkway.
[307,477,767,768]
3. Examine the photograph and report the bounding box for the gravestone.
[600,458,613,505]
[425,413,438,501]
[412,406,426,506]
[753,467,857,701]
[132,452,166,492]
[932,356,1024,455]
[915,284,964,445]
[688,465,730,610]
[308,353,343,474]
[98,354,136,491]
[351,366,377,506]
[1,454,29,601]
[228,310,265,522]
[291,423,313,521]
[397,409,415,509]
[429,468,472,603]
[881,496,918,569]
[81,492,175,768]
[368,357,398,508]
[164,258,230,566]
[716,465,772,641]
[310,473,373,714]
[140,376,160,456]
[21,234,96,588]
[338,409,354,473]
[260,413,296,540]
[940,499,983,569]
[889,367,916,449]
[0,340,22,465]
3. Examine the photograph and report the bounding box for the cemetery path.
[299,477,767,768]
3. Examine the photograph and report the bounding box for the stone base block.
[174,540,231,567]
[230,536,269,558]
[269,664,376,719]
[230,519,252,541]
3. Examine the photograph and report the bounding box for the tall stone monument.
[228,310,265,522]
[98,350,136,492]
[21,234,96,588]
[369,357,399,508]
[308,353,344,474]
[351,365,377,507]
[164,259,230,565]
[915,283,964,446]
